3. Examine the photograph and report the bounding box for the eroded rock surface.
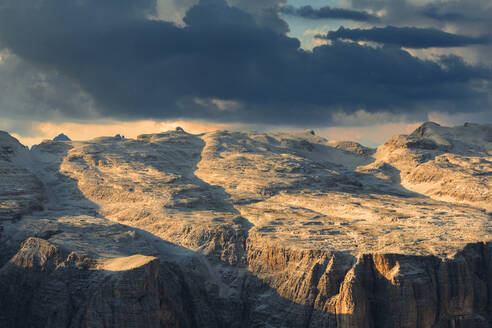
[0,123,491,327]
[0,132,43,223]
[371,122,492,211]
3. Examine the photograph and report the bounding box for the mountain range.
[0,122,491,328]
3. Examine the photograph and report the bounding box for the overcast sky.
[0,0,490,146]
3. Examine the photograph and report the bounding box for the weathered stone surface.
[372,122,492,211]
[0,123,490,327]
[0,132,44,222]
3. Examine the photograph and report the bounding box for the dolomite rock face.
[371,122,492,211]
[0,123,491,328]
[0,238,202,328]
[0,132,43,223]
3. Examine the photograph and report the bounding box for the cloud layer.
[0,0,490,128]
[319,26,490,49]
[280,5,379,22]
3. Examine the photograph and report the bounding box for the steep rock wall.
[0,238,199,328]
[245,239,492,328]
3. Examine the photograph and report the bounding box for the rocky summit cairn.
[0,123,491,328]
[53,133,71,142]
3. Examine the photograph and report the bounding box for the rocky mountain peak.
[53,133,71,142]
[0,130,26,159]
[411,121,441,137]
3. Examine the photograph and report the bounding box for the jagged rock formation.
[0,123,491,327]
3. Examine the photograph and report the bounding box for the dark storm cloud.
[228,0,289,34]
[349,0,491,26]
[347,0,492,66]
[319,26,490,49]
[280,5,379,22]
[0,51,95,123]
[419,5,472,22]
[159,0,289,34]
[0,0,490,126]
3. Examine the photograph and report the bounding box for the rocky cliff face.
[0,123,490,327]
[0,237,207,328]
[242,239,492,328]
[0,131,43,223]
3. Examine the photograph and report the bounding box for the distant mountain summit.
[53,133,71,141]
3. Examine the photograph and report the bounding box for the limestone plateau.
[0,122,491,328]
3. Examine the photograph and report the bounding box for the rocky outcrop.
[0,132,44,222]
[243,240,492,328]
[0,238,207,328]
[1,236,490,328]
[372,122,492,210]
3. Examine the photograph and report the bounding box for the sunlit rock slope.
[0,122,491,328]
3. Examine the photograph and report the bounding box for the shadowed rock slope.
[0,123,491,328]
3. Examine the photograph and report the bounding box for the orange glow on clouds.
[12,119,424,149]
[317,122,421,147]
[13,120,237,147]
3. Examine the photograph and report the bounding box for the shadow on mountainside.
[204,130,431,200]
[0,135,355,328]
[2,131,489,328]
[88,132,241,214]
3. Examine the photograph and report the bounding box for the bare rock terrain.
[0,122,490,327]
